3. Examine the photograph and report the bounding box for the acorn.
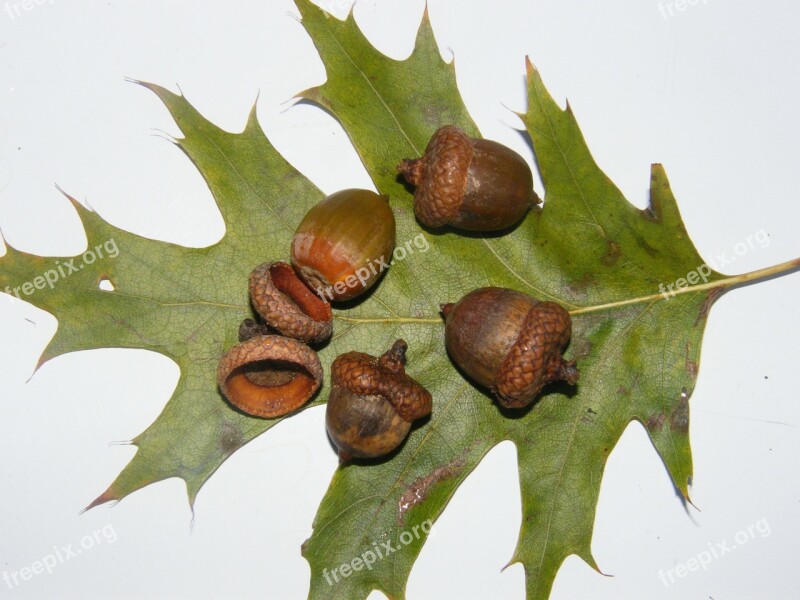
[398,125,538,231]
[326,340,432,461]
[441,288,578,409]
[291,189,396,302]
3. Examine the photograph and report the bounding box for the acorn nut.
[292,188,396,302]
[326,339,432,461]
[398,125,538,231]
[442,288,578,409]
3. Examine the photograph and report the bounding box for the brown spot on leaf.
[601,241,621,266]
[685,359,698,381]
[398,456,466,525]
[669,389,690,433]
[566,273,597,301]
[571,337,592,360]
[684,343,698,380]
[695,287,724,326]
[218,421,243,455]
[647,412,666,431]
[630,230,658,257]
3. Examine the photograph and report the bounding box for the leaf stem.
[334,316,442,325]
[332,258,800,326]
[568,257,800,316]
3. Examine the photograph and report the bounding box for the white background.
[1,0,799,598]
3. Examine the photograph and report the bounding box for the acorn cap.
[330,339,432,422]
[494,301,579,408]
[249,261,332,344]
[398,125,473,228]
[217,334,323,418]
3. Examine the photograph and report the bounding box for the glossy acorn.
[441,288,578,409]
[326,340,432,461]
[291,189,396,302]
[398,125,538,231]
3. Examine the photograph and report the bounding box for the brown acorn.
[292,189,396,302]
[326,340,432,461]
[249,261,332,344]
[441,288,578,409]
[398,125,538,231]
[217,334,323,419]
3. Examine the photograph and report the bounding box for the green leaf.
[0,84,328,506]
[1,1,797,599]
[294,3,797,599]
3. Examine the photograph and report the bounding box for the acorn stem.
[238,318,273,342]
[397,158,424,185]
[554,359,580,386]
[378,339,408,373]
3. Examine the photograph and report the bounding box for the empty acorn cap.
[249,261,332,344]
[217,334,323,418]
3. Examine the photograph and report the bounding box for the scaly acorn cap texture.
[441,288,578,409]
[398,125,473,228]
[330,339,432,422]
[217,334,323,419]
[494,301,579,408]
[248,261,332,344]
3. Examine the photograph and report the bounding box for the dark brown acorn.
[217,334,323,419]
[326,340,432,461]
[291,189,396,302]
[441,288,578,409]
[249,261,332,344]
[398,125,538,231]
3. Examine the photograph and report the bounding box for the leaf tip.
[298,86,328,109]
[420,1,432,32]
[679,486,699,511]
[582,553,610,577]
[0,223,13,256]
[126,77,182,99]
[30,356,48,380]
[501,556,521,572]
[245,93,262,133]
[123,76,144,87]
[83,486,120,512]
[55,183,91,214]
[525,55,537,75]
